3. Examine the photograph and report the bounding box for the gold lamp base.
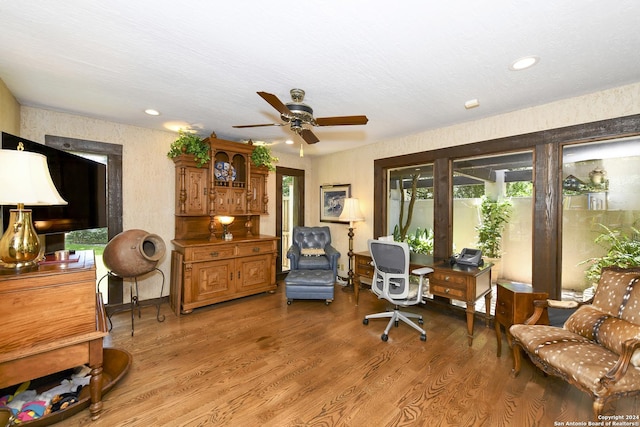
[0,207,44,269]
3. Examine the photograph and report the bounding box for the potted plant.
[580,224,640,286]
[403,227,434,264]
[250,145,278,171]
[476,196,512,259]
[166,129,210,167]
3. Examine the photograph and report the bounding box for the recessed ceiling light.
[145,109,160,116]
[510,56,539,71]
[285,139,294,145]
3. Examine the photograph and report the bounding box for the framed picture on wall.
[320,184,351,222]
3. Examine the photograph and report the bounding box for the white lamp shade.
[0,149,67,206]
[216,216,235,225]
[339,198,364,224]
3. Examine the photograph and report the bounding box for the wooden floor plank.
[42,282,640,426]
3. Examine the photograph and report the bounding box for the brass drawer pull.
[445,276,450,281]
[253,247,260,253]
[210,252,219,257]
[445,288,450,294]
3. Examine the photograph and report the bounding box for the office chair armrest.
[411,267,434,276]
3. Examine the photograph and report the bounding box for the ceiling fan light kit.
[233,88,368,145]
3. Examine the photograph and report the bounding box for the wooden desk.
[0,251,109,420]
[494,282,548,357]
[354,251,492,346]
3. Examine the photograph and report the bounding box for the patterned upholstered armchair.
[286,226,341,278]
[510,267,640,418]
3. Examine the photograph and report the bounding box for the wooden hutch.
[170,133,277,315]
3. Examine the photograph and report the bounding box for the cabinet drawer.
[495,303,513,325]
[236,241,274,256]
[496,297,514,315]
[189,245,236,262]
[357,265,374,278]
[430,282,466,299]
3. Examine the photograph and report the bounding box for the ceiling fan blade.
[232,123,281,128]
[315,115,369,126]
[300,129,320,144]
[257,91,291,116]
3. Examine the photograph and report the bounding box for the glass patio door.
[276,167,304,275]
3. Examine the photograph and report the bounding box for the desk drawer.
[236,241,274,256]
[431,271,467,286]
[430,281,466,299]
[189,245,236,262]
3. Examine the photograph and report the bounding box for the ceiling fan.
[233,88,368,144]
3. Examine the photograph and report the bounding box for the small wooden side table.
[494,282,548,357]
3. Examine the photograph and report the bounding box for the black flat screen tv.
[1,132,107,235]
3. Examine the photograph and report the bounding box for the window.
[387,164,434,254]
[452,152,533,285]
[561,136,640,299]
[374,115,640,298]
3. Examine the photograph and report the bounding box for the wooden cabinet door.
[249,169,267,214]
[214,187,246,215]
[236,254,272,293]
[184,166,208,215]
[188,259,236,303]
[175,158,209,216]
[229,187,247,214]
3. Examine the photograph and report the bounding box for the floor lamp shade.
[338,198,364,226]
[0,148,67,268]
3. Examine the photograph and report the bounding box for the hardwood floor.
[56,282,638,427]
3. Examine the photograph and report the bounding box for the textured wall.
[20,107,175,300]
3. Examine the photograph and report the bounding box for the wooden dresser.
[0,250,109,420]
[494,282,548,357]
[171,236,278,314]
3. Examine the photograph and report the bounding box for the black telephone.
[450,248,483,267]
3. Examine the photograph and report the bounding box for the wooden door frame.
[276,167,305,279]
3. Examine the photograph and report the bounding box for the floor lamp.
[339,198,364,292]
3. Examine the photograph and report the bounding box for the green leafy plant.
[476,196,512,258]
[167,129,210,167]
[250,145,278,171]
[404,227,434,255]
[579,224,640,285]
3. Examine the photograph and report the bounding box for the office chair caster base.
[381,334,389,342]
[363,318,369,325]
[420,334,427,341]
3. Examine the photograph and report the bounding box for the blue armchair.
[286,226,341,278]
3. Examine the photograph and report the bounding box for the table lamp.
[338,198,364,292]
[217,216,235,241]
[0,144,67,269]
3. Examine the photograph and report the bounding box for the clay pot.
[103,229,166,277]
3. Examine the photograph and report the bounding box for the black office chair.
[363,239,433,341]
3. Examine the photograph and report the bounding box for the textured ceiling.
[1,1,639,157]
